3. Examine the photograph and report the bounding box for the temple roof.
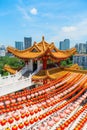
[4,65,17,74]
[7,36,76,59]
[32,68,66,80]
[32,64,86,80]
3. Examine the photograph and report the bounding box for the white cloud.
[62,26,77,33]
[61,19,87,40]
[49,19,87,47]
[30,8,37,15]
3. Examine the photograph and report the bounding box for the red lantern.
[38,108,41,111]
[42,113,46,118]
[39,115,43,120]
[14,115,20,121]
[30,111,34,115]
[24,120,29,127]
[1,119,7,126]
[25,112,29,117]
[18,122,24,129]
[12,125,18,130]
[34,117,38,122]
[34,108,38,113]
[5,127,11,130]
[21,113,25,119]
[30,119,34,124]
[8,117,14,124]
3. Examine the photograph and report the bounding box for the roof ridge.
[42,36,46,51]
[34,43,42,52]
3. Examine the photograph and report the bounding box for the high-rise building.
[75,42,87,54]
[0,45,6,56]
[15,41,23,50]
[75,44,79,52]
[59,39,70,50]
[24,37,32,49]
[0,45,5,50]
[73,54,87,68]
[79,43,83,53]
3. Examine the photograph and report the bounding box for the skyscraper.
[24,37,32,49]
[86,42,87,53]
[75,44,79,52]
[79,43,86,54]
[59,39,70,50]
[15,41,23,50]
[0,45,6,56]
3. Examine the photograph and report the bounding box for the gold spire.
[42,36,44,41]
[41,36,46,51]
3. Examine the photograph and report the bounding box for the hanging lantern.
[12,125,18,130]
[21,113,25,119]
[30,119,34,124]
[34,116,38,122]
[1,119,7,126]
[18,122,24,129]
[30,110,34,116]
[8,117,14,124]
[14,115,20,121]
[5,127,11,130]
[24,120,29,127]
[25,112,29,117]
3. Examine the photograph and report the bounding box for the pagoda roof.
[4,65,17,74]
[32,67,70,80]
[7,36,76,59]
[32,64,85,80]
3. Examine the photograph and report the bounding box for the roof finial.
[42,36,44,41]
[34,41,36,45]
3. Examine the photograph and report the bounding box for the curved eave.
[7,46,33,53]
[4,65,17,74]
[7,45,76,59]
[50,48,76,59]
[7,47,45,59]
[46,70,56,79]
[32,75,47,80]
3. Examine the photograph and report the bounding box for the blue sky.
[0,0,87,47]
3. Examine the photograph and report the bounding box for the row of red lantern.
[0,71,73,110]
[0,71,75,105]
[1,89,86,129]
[74,113,87,130]
[0,78,84,117]
[0,97,68,129]
[57,104,87,130]
[1,88,86,129]
[0,70,69,103]
[0,72,83,118]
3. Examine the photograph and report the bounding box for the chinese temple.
[0,37,87,130]
[6,36,76,83]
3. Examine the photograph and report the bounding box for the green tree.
[0,56,25,76]
[67,58,72,65]
[61,60,67,66]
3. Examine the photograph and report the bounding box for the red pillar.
[43,57,47,70]
[57,61,60,67]
[42,57,47,84]
[43,79,47,84]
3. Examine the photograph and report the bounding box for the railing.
[0,64,42,95]
[18,65,29,75]
[0,74,33,97]
[0,65,30,85]
[0,72,22,85]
